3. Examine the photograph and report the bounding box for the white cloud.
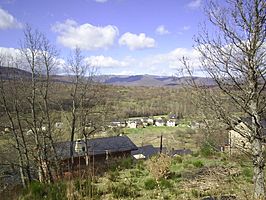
[187,0,202,9]
[155,25,170,35]
[140,48,201,73]
[0,47,20,57]
[85,55,129,68]
[111,70,136,76]
[0,46,202,76]
[94,0,108,2]
[119,32,156,50]
[52,19,119,50]
[0,7,22,30]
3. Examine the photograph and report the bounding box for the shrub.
[191,189,200,198]
[71,179,103,199]
[74,179,92,197]
[130,169,143,178]
[119,157,133,169]
[192,151,200,157]
[172,155,183,164]
[158,179,172,189]
[111,182,138,198]
[200,143,214,157]
[146,154,171,180]
[192,160,204,168]
[136,160,145,170]
[242,167,253,183]
[107,170,119,182]
[144,178,157,190]
[30,181,46,197]
[21,181,66,200]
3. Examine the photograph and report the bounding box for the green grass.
[18,154,260,200]
[124,125,198,151]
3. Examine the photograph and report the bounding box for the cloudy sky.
[0,0,206,76]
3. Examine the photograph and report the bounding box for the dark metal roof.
[131,145,161,158]
[169,149,193,156]
[55,136,138,160]
[131,145,192,158]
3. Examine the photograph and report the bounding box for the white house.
[155,119,165,127]
[147,118,154,125]
[110,121,126,128]
[166,120,176,127]
[127,121,137,128]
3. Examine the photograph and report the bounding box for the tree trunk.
[252,137,265,199]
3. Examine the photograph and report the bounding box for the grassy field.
[124,126,199,151]
[18,152,259,200]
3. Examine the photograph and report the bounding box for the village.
[0,0,265,199]
[29,114,266,171]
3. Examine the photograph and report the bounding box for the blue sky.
[0,0,206,76]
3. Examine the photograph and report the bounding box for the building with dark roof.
[55,135,137,170]
[131,145,192,160]
[131,145,161,159]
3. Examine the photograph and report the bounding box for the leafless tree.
[20,25,61,182]
[62,48,108,169]
[183,0,266,198]
[64,48,90,169]
[0,52,34,187]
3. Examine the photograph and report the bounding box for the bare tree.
[65,48,90,169]
[0,54,33,187]
[185,0,266,198]
[20,25,61,182]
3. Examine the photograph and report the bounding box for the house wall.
[60,151,132,172]
[128,123,137,128]
[166,121,175,127]
[155,122,165,127]
[229,130,251,151]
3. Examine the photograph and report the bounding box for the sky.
[0,0,206,76]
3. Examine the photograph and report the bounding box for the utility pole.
[160,134,163,154]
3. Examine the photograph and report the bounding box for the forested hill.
[0,66,215,87]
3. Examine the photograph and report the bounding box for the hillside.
[0,67,215,87]
[0,66,32,79]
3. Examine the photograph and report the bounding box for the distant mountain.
[0,67,216,87]
[0,66,32,79]
[97,74,216,87]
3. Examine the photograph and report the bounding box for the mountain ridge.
[0,66,215,87]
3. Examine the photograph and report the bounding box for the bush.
[192,151,200,157]
[191,189,200,198]
[21,181,66,200]
[242,167,253,183]
[74,179,92,197]
[107,170,119,182]
[158,179,172,189]
[111,182,138,198]
[172,155,183,164]
[130,169,144,178]
[192,160,204,168]
[144,178,157,190]
[200,143,214,157]
[136,160,145,170]
[119,157,133,169]
[69,179,103,199]
[146,154,171,180]
[27,181,47,198]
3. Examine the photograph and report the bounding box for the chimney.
[75,139,86,153]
